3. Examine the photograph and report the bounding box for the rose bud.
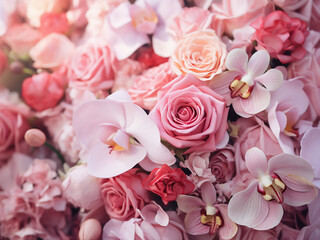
[79,219,102,240]
[24,128,46,147]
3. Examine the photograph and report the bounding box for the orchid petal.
[215,204,238,239]
[245,147,268,178]
[113,129,130,150]
[125,104,175,165]
[253,201,283,230]
[226,48,248,73]
[247,50,270,77]
[108,2,132,28]
[255,69,283,91]
[201,182,217,205]
[184,210,209,235]
[177,195,204,213]
[283,184,318,207]
[141,203,169,226]
[228,181,269,228]
[107,89,132,102]
[87,141,147,178]
[268,154,315,183]
[233,84,270,116]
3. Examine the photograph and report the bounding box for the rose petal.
[245,147,268,178]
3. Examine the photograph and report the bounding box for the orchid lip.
[229,76,253,99]
[258,173,286,204]
[200,208,223,235]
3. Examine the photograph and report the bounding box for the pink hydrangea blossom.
[177,181,238,238]
[228,147,318,230]
[210,48,283,117]
[73,90,175,178]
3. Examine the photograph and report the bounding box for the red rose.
[143,164,194,205]
[251,10,309,64]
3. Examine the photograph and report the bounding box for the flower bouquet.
[0,0,320,239]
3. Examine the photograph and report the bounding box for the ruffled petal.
[247,50,270,77]
[228,181,269,228]
[255,69,283,91]
[225,48,248,73]
[245,147,268,178]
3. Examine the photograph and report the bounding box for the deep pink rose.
[149,74,229,153]
[40,12,69,36]
[22,72,65,111]
[69,39,115,92]
[100,168,150,221]
[209,145,236,183]
[143,164,195,205]
[128,62,177,110]
[233,117,283,174]
[251,10,309,64]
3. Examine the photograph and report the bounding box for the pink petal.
[225,48,248,73]
[141,203,169,226]
[107,89,132,102]
[103,219,136,239]
[73,100,125,147]
[125,104,175,166]
[245,147,268,178]
[228,181,269,228]
[87,141,147,178]
[268,154,315,183]
[253,201,283,230]
[210,71,239,101]
[108,2,132,28]
[184,210,209,235]
[113,129,130,150]
[215,204,238,239]
[177,195,204,213]
[233,84,270,116]
[283,184,318,207]
[255,69,283,91]
[247,50,270,77]
[201,182,217,205]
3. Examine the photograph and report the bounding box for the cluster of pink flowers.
[0,0,320,239]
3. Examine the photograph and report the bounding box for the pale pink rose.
[0,89,30,163]
[100,168,150,221]
[171,29,227,81]
[288,30,320,117]
[22,72,65,112]
[234,117,283,174]
[183,152,216,187]
[149,74,229,154]
[63,164,103,210]
[69,39,115,92]
[25,0,70,27]
[30,33,75,70]
[210,0,270,35]
[168,7,213,42]
[209,145,236,183]
[128,62,177,110]
[3,23,42,55]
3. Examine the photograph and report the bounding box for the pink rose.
[168,7,213,42]
[0,90,30,163]
[149,74,229,153]
[171,29,227,81]
[234,117,283,174]
[128,62,177,110]
[209,145,236,183]
[251,10,309,64]
[30,33,75,70]
[3,23,42,55]
[40,12,69,36]
[210,0,269,35]
[22,72,65,111]
[63,164,103,210]
[100,168,150,221]
[69,39,115,92]
[25,0,70,27]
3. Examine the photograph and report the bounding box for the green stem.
[44,142,65,164]
[22,68,36,76]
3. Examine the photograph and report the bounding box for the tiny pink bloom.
[177,182,238,239]
[211,48,284,117]
[228,147,318,230]
[73,90,175,178]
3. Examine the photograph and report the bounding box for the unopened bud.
[79,219,102,240]
[24,128,46,147]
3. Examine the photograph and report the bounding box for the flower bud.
[79,219,102,240]
[24,128,46,147]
